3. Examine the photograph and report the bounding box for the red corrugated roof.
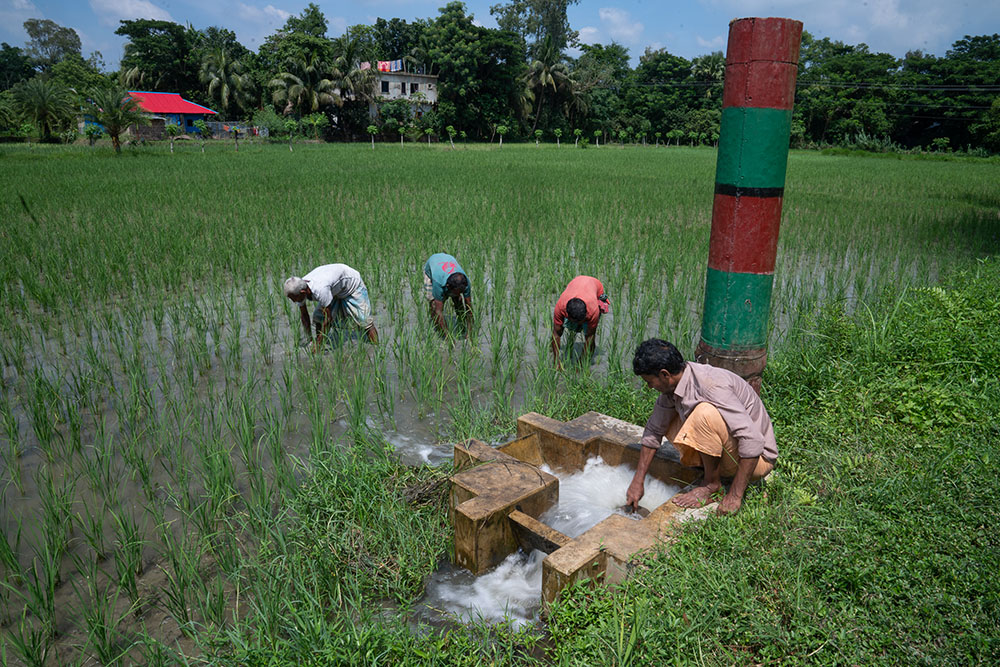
[127,91,217,115]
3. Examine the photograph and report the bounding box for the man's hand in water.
[625,478,644,510]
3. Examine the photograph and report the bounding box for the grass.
[0,140,997,663]
[545,258,1000,665]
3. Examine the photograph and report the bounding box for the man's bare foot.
[671,485,718,508]
[715,493,743,515]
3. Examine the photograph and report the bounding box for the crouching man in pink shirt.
[626,339,778,515]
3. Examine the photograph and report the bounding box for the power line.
[614,81,1000,92]
[889,102,994,110]
[796,81,1000,91]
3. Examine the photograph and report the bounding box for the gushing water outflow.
[417,457,680,627]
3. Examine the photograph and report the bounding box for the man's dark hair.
[566,297,587,322]
[445,272,468,294]
[632,339,685,376]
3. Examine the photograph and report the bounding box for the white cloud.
[235,2,290,25]
[89,0,172,26]
[599,7,643,43]
[578,26,601,44]
[696,34,724,49]
[0,0,37,41]
[701,0,980,56]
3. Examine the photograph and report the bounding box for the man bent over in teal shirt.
[423,253,473,337]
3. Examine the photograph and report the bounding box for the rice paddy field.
[0,140,997,664]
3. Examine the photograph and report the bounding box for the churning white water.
[417,457,681,627]
[539,456,681,538]
[416,550,546,629]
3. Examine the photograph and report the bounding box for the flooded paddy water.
[1,143,995,662]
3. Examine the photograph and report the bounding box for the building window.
[381,80,389,94]
[411,83,419,93]
[400,82,407,95]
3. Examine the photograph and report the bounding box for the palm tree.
[85,83,150,153]
[405,33,436,76]
[0,94,17,129]
[120,66,162,91]
[269,54,339,118]
[12,77,75,142]
[200,48,248,118]
[692,52,725,99]
[562,81,589,129]
[329,35,376,139]
[330,35,375,104]
[522,36,573,133]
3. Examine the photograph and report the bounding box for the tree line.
[1,2,998,153]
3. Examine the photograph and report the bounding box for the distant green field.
[0,142,997,664]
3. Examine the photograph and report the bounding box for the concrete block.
[450,413,710,600]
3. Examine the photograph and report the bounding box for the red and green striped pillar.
[695,17,802,393]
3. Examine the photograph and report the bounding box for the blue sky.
[2,0,998,69]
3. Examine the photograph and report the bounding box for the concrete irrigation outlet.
[449,411,714,607]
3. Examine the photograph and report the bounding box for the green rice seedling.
[132,630,181,667]
[226,387,273,520]
[155,520,201,636]
[487,318,506,377]
[254,319,273,367]
[121,430,156,503]
[59,393,84,458]
[278,360,295,419]
[0,515,24,624]
[188,314,215,375]
[83,422,121,505]
[195,571,229,631]
[153,340,174,398]
[70,552,137,666]
[73,503,108,561]
[82,334,115,396]
[206,517,243,577]
[26,370,61,462]
[197,437,239,525]
[0,393,24,493]
[300,377,330,457]
[238,559,289,647]
[0,324,28,377]
[223,314,242,370]
[110,510,144,605]
[370,344,396,428]
[117,357,155,438]
[0,516,22,586]
[261,405,293,495]
[225,384,258,454]
[4,609,51,667]
[35,463,74,565]
[410,342,440,413]
[7,541,60,639]
[345,374,372,439]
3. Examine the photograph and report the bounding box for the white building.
[371,71,438,117]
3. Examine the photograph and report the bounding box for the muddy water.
[413,457,681,628]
